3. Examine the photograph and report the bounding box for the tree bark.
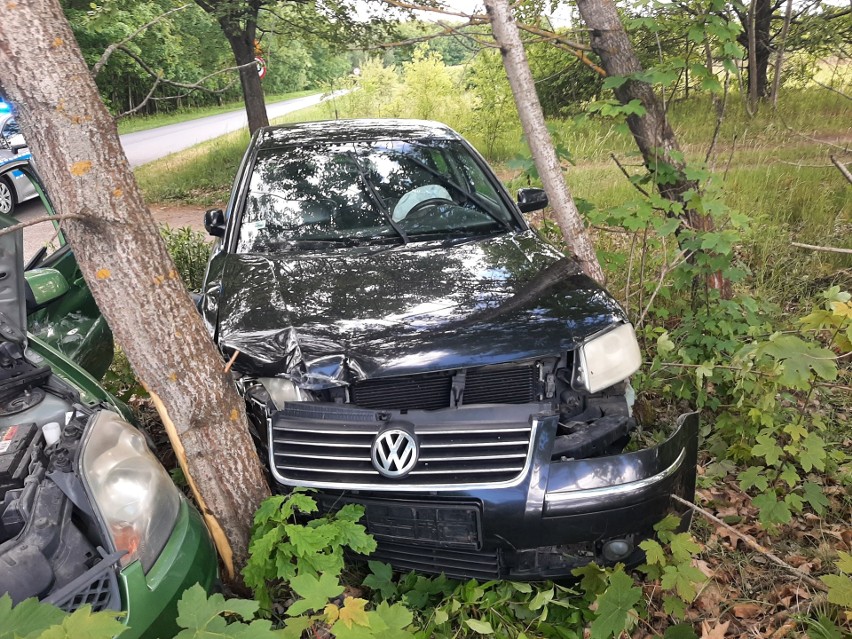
[198,0,269,134]
[770,0,794,107]
[574,0,730,297]
[0,0,270,580]
[482,0,605,284]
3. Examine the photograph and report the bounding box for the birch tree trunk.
[0,0,270,580]
[482,0,605,284]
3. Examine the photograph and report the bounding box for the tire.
[0,178,15,216]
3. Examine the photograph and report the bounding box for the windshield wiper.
[349,151,409,245]
[384,147,513,232]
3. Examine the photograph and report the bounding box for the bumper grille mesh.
[350,364,539,411]
[372,541,502,580]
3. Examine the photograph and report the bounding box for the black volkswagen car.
[200,119,698,580]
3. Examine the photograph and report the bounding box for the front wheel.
[0,178,15,216]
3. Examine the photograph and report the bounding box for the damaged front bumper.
[268,405,699,580]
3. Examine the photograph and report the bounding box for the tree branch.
[91,4,191,77]
[791,241,852,254]
[831,155,852,184]
[0,214,83,238]
[672,494,829,594]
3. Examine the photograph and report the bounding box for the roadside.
[115,89,320,135]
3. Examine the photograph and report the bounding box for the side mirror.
[517,188,548,213]
[204,208,226,237]
[24,267,69,312]
[7,133,26,154]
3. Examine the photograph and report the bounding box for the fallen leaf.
[732,602,762,619]
[700,619,730,638]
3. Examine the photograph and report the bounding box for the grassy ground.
[116,89,320,134]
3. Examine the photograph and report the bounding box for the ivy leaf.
[752,491,792,526]
[590,568,641,639]
[465,618,495,634]
[0,595,68,639]
[287,572,344,616]
[338,598,370,629]
[801,481,829,514]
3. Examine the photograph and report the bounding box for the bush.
[159,225,211,293]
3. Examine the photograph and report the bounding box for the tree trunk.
[198,1,269,134]
[770,0,794,107]
[0,0,270,581]
[574,0,731,297]
[482,0,605,284]
[224,28,269,134]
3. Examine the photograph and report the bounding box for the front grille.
[270,403,538,488]
[372,541,502,580]
[350,364,540,411]
[53,571,116,613]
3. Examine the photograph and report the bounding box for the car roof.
[256,119,463,150]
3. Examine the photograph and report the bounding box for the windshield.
[236,139,518,253]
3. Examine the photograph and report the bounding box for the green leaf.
[664,622,698,638]
[0,595,68,639]
[572,563,608,598]
[738,466,769,492]
[821,573,852,608]
[799,433,826,472]
[281,617,313,639]
[373,601,413,634]
[639,539,666,567]
[752,433,783,467]
[176,584,259,630]
[363,561,397,600]
[38,606,127,639]
[669,533,701,564]
[801,481,829,514]
[287,572,344,615]
[752,491,792,526]
[590,568,641,639]
[662,595,688,620]
[779,464,799,488]
[836,551,852,574]
[602,76,628,90]
[465,618,495,634]
[660,563,705,602]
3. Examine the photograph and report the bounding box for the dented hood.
[214,231,625,387]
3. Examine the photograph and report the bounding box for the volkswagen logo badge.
[371,429,418,478]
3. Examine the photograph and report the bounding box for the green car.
[0,159,218,638]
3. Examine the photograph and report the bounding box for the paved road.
[121,92,335,167]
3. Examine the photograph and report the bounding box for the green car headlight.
[573,323,642,394]
[80,412,180,573]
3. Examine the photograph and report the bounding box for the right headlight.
[79,411,181,573]
[573,323,642,394]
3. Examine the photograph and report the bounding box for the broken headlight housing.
[80,412,180,572]
[573,323,641,394]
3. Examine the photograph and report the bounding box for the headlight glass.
[80,412,180,573]
[574,323,642,394]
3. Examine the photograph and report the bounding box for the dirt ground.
[149,203,213,233]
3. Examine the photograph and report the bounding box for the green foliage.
[243,489,375,610]
[822,552,852,615]
[173,584,282,638]
[0,595,126,639]
[589,568,641,639]
[159,225,212,292]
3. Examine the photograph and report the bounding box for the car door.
[0,159,113,379]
